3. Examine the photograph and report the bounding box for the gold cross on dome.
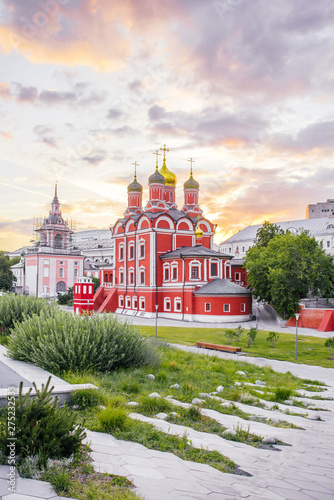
[132,161,139,179]
[188,157,195,175]
[153,150,160,168]
[160,144,169,160]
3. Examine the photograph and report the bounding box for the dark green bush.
[0,294,55,333]
[57,287,74,306]
[98,407,129,432]
[69,388,103,409]
[0,377,85,466]
[7,311,159,374]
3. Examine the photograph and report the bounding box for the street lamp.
[155,304,159,339]
[295,313,300,360]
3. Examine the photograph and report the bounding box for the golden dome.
[159,158,177,187]
[195,227,203,238]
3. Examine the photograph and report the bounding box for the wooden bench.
[195,342,241,353]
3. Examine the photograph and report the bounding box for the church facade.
[94,148,252,322]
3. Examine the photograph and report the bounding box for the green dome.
[149,167,165,185]
[127,177,143,193]
[184,172,199,190]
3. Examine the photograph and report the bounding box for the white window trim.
[119,296,124,307]
[205,302,211,312]
[132,296,138,309]
[209,259,219,279]
[128,266,134,284]
[163,262,171,282]
[189,259,201,280]
[138,266,145,285]
[174,296,182,312]
[119,267,125,284]
[235,272,241,281]
[119,243,125,261]
[224,303,230,312]
[171,261,178,281]
[125,296,131,309]
[139,296,145,311]
[164,297,171,311]
[240,303,246,312]
[128,242,135,260]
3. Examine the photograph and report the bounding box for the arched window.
[74,269,78,278]
[56,281,66,293]
[54,234,63,249]
[59,268,64,278]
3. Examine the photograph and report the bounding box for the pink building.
[24,186,84,298]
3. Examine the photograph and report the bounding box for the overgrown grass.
[0,294,55,333]
[136,325,334,368]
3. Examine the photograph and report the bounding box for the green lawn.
[136,325,334,368]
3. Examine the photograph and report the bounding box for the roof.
[160,244,230,259]
[230,258,245,266]
[193,278,251,296]
[221,217,334,244]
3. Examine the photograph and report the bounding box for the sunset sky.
[1,0,334,251]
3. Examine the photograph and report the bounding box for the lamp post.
[155,304,159,339]
[295,313,300,360]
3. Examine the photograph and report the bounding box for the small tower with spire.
[36,183,72,251]
[182,159,203,217]
[145,150,168,212]
[124,162,143,217]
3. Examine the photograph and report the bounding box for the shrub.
[324,337,334,359]
[98,407,129,432]
[267,331,280,348]
[57,287,74,306]
[137,395,173,414]
[7,311,159,374]
[247,327,257,347]
[0,294,55,333]
[235,325,243,342]
[0,377,85,466]
[224,329,237,345]
[274,386,292,402]
[69,388,102,409]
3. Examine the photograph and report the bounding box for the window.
[126,296,131,308]
[59,261,64,265]
[133,297,138,309]
[139,297,145,310]
[119,245,124,261]
[205,302,211,312]
[327,241,331,248]
[174,298,182,311]
[240,303,246,312]
[74,269,78,277]
[229,248,231,253]
[164,268,170,281]
[164,298,171,311]
[224,304,230,312]
[172,266,178,280]
[139,244,145,258]
[129,245,134,260]
[242,247,245,252]
[225,266,230,279]
[83,286,86,294]
[211,263,218,276]
[119,296,124,307]
[105,274,109,283]
[59,268,64,278]
[140,271,145,284]
[191,266,199,279]
[43,267,49,278]
[54,234,63,249]
[74,261,78,265]
[119,271,124,284]
[129,271,134,284]
[235,272,241,281]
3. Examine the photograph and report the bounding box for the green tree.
[254,221,285,248]
[245,231,334,318]
[0,252,16,291]
[10,256,21,266]
[91,276,100,293]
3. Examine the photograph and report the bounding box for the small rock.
[235,381,242,387]
[97,405,106,410]
[236,371,246,376]
[166,395,173,399]
[220,402,232,408]
[127,401,139,407]
[255,380,266,386]
[149,392,161,399]
[199,393,210,398]
[209,395,223,401]
[191,398,205,405]
[284,400,294,406]
[72,405,79,410]
[222,428,237,437]
[155,413,168,420]
[170,383,180,390]
[307,413,321,420]
[147,374,155,380]
[216,386,224,393]
[170,412,179,417]
[262,436,276,445]
[211,391,218,395]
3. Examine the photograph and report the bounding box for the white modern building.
[220,217,334,258]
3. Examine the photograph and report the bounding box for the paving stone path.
[1,344,334,499]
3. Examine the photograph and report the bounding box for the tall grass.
[7,311,160,374]
[0,294,55,332]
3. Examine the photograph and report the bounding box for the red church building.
[94,147,252,322]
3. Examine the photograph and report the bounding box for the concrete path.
[1,342,334,499]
